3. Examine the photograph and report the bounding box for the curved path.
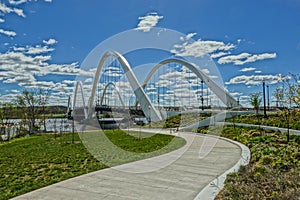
[13,130,249,200]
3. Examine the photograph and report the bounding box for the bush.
[217,125,300,199]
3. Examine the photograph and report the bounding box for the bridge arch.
[142,58,239,108]
[99,82,126,107]
[73,81,88,119]
[76,51,239,123]
[88,51,162,121]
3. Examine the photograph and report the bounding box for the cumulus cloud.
[13,45,54,54]
[0,44,79,92]
[185,33,197,40]
[62,80,76,86]
[225,74,282,85]
[43,38,58,45]
[79,68,97,77]
[218,52,277,65]
[84,78,93,83]
[0,2,27,37]
[0,28,16,36]
[0,3,25,17]
[9,0,53,5]
[171,38,235,58]
[9,0,27,5]
[210,51,230,59]
[0,93,20,103]
[239,67,256,72]
[136,12,163,32]
[103,66,123,77]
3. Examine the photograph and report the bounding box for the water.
[2,118,73,133]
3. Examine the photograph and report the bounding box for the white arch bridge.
[73,51,240,123]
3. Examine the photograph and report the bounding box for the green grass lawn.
[0,130,185,200]
[216,126,300,199]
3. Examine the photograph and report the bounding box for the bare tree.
[15,89,49,134]
[278,73,300,108]
[36,89,50,132]
[274,73,300,143]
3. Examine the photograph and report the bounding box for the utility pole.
[266,84,270,111]
[201,80,204,110]
[262,81,267,118]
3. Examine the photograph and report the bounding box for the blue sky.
[0,0,299,106]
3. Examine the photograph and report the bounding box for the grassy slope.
[216,126,300,200]
[227,111,300,130]
[0,131,185,200]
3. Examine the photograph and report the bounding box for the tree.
[0,102,16,124]
[273,73,300,143]
[36,89,50,132]
[15,89,49,134]
[278,73,300,108]
[290,73,300,107]
[250,93,262,116]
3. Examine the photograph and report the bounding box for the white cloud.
[225,74,282,85]
[136,12,163,32]
[0,29,16,37]
[45,62,79,75]
[13,7,25,17]
[156,79,173,87]
[185,32,197,40]
[0,18,4,23]
[0,3,25,17]
[13,45,54,54]
[9,0,53,4]
[171,39,235,57]
[218,52,277,65]
[27,45,54,54]
[229,92,243,97]
[239,67,256,72]
[218,52,250,65]
[84,78,93,83]
[9,0,27,5]
[4,73,35,85]
[210,51,230,59]
[255,70,262,74]
[0,93,19,103]
[159,71,182,80]
[11,89,20,93]
[79,68,96,77]
[43,38,58,45]
[0,46,79,91]
[62,80,76,85]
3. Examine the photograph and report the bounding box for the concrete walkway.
[13,130,247,200]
